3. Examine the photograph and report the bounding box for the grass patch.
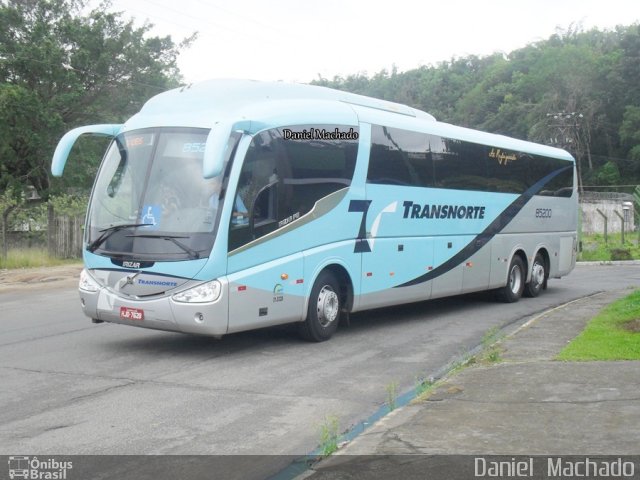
[413,353,476,404]
[385,381,399,412]
[414,375,434,397]
[317,414,340,456]
[557,289,640,361]
[0,248,78,269]
[412,377,437,403]
[480,326,505,364]
[579,233,640,261]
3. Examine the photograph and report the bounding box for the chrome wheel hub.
[509,264,522,294]
[317,286,339,327]
[531,262,544,287]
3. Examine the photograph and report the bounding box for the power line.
[191,0,292,38]
[125,0,236,36]
[123,0,287,46]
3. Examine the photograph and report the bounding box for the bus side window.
[229,131,280,250]
[228,125,359,252]
[367,125,433,187]
[283,125,358,218]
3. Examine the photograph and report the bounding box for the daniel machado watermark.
[7,456,73,479]
[475,456,637,479]
[4,454,639,480]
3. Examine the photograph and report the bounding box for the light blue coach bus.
[52,79,577,341]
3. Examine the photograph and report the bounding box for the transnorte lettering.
[402,201,485,220]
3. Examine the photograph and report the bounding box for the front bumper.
[79,278,230,336]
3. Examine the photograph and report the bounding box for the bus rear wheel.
[524,253,546,298]
[497,255,525,303]
[299,271,341,342]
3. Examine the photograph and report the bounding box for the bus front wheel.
[299,271,341,342]
[497,255,525,303]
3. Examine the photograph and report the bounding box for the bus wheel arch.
[299,264,353,342]
[325,263,354,313]
[524,249,549,298]
[497,250,527,303]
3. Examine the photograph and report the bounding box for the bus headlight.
[79,269,100,292]
[172,280,222,303]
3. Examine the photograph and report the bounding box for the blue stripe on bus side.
[395,165,573,288]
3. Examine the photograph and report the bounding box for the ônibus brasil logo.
[8,456,73,479]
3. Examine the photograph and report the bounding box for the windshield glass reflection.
[87,128,238,260]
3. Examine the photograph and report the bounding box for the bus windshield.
[87,127,238,261]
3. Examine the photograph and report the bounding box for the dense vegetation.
[0,0,194,198]
[312,24,640,190]
[1,2,639,198]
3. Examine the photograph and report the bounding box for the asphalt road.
[0,264,638,477]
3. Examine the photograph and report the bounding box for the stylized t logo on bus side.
[348,200,372,253]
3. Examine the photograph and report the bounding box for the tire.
[524,253,546,298]
[497,255,525,303]
[299,271,341,342]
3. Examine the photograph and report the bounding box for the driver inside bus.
[203,176,248,226]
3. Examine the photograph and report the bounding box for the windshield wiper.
[88,223,153,253]
[126,234,200,260]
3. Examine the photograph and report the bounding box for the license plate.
[119,306,144,321]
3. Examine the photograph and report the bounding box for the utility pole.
[546,112,584,195]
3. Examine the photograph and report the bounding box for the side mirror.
[203,122,233,179]
[51,124,122,177]
[203,120,252,179]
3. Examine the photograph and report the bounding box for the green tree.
[0,186,24,260]
[594,161,621,185]
[620,106,640,158]
[0,0,195,197]
[312,23,640,186]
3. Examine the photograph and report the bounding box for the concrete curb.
[576,260,640,266]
